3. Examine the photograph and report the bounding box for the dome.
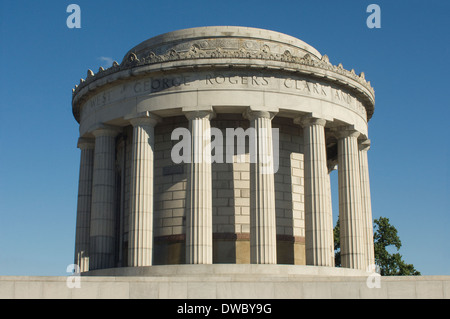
[123,26,323,63]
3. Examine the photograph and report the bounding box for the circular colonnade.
[72,26,375,275]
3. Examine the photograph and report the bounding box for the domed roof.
[123,26,323,63]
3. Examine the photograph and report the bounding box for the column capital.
[359,139,371,151]
[334,126,361,139]
[77,137,95,149]
[91,124,121,138]
[294,115,327,127]
[184,110,215,121]
[125,111,161,127]
[182,106,215,121]
[243,107,277,121]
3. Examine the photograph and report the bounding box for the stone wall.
[1,265,448,299]
[153,116,188,264]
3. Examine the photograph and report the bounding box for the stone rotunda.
[72,26,375,276]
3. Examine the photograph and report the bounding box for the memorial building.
[72,26,375,276]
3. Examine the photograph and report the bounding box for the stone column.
[127,114,160,267]
[245,110,277,264]
[74,137,94,272]
[337,128,365,270]
[89,126,119,270]
[298,117,334,267]
[359,139,375,269]
[185,111,214,264]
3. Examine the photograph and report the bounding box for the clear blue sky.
[0,0,448,276]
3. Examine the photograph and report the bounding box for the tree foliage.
[333,216,420,276]
[333,218,341,267]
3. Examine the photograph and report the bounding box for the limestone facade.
[72,26,375,273]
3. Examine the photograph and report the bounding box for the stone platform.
[1,265,449,299]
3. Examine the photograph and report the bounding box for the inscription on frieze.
[84,72,367,120]
[132,76,191,94]
[205,74,270,86]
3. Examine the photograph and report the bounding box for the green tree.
[333,216,420,276]
[333,218,341,267]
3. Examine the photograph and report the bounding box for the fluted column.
[89,127,119,270]
[359,139,375,269]
[185,111,214,264]
[74,137,94,272]
[337,128,365,270]
[245,110,277,264]
[128,114,160,267]
[298,117,334,267]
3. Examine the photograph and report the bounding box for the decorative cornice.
[72,36,375,122]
